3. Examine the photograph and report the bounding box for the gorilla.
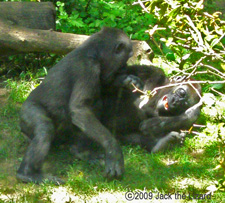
[73,64,202,160]
[102,65,202,153]
[17,27,135,184]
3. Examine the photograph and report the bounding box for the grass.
[0,78,224,202]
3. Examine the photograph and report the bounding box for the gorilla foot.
[16,172,65,185]
[151,131,186,153]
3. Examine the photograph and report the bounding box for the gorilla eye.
[115,42,125,54]
[176,88,186,97]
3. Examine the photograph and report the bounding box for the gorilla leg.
[117,131,185,153]
[17,103,63,184]
[151,132,185,153]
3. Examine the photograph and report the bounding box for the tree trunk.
[0,19,152,63]
[0,2,56,30]
[0,19,88,55]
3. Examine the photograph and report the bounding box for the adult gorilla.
[17,27,134,184]
[102,65,202,153]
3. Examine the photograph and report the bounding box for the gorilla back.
[17,27,133,184]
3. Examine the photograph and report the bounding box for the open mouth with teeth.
[163,96,169,110]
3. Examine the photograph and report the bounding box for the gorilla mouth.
[163,96,169,110]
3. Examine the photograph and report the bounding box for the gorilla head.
[156,82,201,116]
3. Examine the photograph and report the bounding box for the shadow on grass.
[40,143,220,194]
[0,103,222,199]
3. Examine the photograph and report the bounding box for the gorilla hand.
[123,75,143,90]
[113,74,143,90]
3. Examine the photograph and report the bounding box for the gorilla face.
[157,85,195,116]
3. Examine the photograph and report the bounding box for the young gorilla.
[17,27,135,184]
[71,65,201,160]
[101,65,202,153]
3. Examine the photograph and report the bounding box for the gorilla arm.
[139,103,201,137]
[138,103,201,153]
[69,71,124,179]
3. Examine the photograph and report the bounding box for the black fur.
[17,27,133,184]
[102,65,202,153]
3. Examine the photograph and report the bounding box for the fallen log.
[0,19,152,63]
[0,2,56,30]
[0,2,152,64]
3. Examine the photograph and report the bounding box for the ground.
[0,80,224,202]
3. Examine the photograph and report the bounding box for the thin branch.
[208,70,225,79]
[211,88,225,96]
[191,71,208,75]
[132,83,147,94]
[185,98,203,115]
[188,131,203,136]
[170,67,193,80]
[170,62,225,81]
[201,64,225,79]
[186,56,206,80]
[135,0,149,13]
[132,0,149,5]
[133,79,225,104]
[211,33,225,48]
[184,15,204,46]
[173,42,191,49]
[193,124,206,128]
[150,80,225,98]
[189,82,202,99]
[151,36,165,56]
[150,80,225,100]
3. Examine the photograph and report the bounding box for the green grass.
[0,79,225,202]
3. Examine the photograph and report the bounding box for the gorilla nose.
[171,97,176,104]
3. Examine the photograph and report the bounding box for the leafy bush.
[137,0,225,192]
[143,0,225,72]
[56,0,156,40]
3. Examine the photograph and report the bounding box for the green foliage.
[201,93,225,192]
[202,93,225,122]
[137,0,225,193]
[1,53,60,78]
[5,69,46,104]
[144,0,225,73]
[56,0,155,40]
[1,0,225,200]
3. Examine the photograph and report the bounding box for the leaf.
[95,20,102,27]
[195,0,204,10]
[166,53,175,61]
[70,18,85,28]
[210,83,224,90]
[182,54,190,60]
[160,38,166,42]
[221,63,225,71]
[206,185,218,193]
[205,34,217,42]
[149,25,158,36]
[210,38,220,48]
[139,95,149,109]
[165,37,173,46]
[202,93,216,106]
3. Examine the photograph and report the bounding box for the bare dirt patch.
[0,80,8,106]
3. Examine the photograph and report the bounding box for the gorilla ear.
[115,42,125,54]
